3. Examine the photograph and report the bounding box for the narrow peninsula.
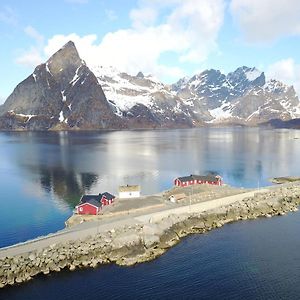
[0,179,300,288]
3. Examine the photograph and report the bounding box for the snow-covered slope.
[172,66,300,124]
[91,66,196,127]
[91,64,300,126]
[1,39,299,131]
[91,66,164,113]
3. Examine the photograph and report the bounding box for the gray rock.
[29,253,36,261]
[143,234,160,248]
[112,233,141,248]
[0,41,124,131]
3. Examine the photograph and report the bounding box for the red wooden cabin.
[174,174,222,187]
[76,192,116,215]
[76,198,102,215]
[101,192,115,206]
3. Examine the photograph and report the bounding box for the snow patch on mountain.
[7,110,37,122]
[70,66,81,86]
[208,101,233,121]
[59,111,64,122]
[90,63,300,125]
[91,65,171,112]
[61,91,66,102]
[264,79,288,93]
[107,92,152,112]
[45,63,52,76]
[245,68,262,81]
[290,105,300,118]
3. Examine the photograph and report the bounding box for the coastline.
[0,182,300,288]
[270,176,300,184]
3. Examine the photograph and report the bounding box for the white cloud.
[130,7,158,28]
[105,9,117,21]
[15,47,44,67]
[266,58,300,95]
[43,29,186,81]
[24,26,44,45]
[171,0,225,62]
[230,0,300,43]
[44,33,97,60]
[15,26,45,67]
[0,6,18,26]
[39,0,225,82]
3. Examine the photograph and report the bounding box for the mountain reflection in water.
[0,127,300,247]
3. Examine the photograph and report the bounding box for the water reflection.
[1,128,300,211]
[0,128,300,246]
[38,167,98,207]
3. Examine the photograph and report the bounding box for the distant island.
[0,41,300,131]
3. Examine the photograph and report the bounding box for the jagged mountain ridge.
[91,66,198,127]
[0,41,299,130]
[172,66,300,124]
[91,64,300,125]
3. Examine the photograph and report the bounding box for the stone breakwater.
[0,184,300,289]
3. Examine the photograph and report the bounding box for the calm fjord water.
[1,127,300,299]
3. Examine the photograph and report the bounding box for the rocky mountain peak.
[0,40,124,130]
[136,71,144,78]
[226,66,265,97]
[0,40,299,131]
[228,66,265,85]
[45,40,83,77]
[196,69,225,86]
[171,76,190,92]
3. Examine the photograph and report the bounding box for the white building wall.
[119,191,140,199]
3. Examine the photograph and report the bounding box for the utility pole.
[189,185,193,212]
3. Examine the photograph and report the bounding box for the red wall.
[174,178,222,187]
[77,203,98,215]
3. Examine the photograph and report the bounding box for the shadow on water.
[3,131,104,207]
[25,164,99,208]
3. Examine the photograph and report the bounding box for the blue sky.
[1,0,300,103]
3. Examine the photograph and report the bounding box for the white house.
[168,193,186,203]
[119,185,141,198]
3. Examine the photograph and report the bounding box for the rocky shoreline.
[1,183,300,289]
[270,176,300,184]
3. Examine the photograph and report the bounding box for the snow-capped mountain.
[92,64,300,126]
[0,40,299,131]
[0,41,124,130]
[92,66,164,114]
[91,65,196,127]
[172,66,300,124]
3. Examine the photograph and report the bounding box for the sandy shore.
[0,182,300,288]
